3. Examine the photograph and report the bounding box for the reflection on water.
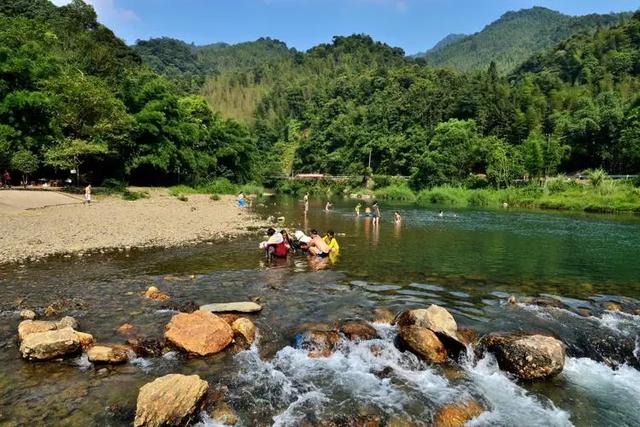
[0,197,639,425]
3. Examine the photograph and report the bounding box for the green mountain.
[412,33,466,58]
[419,6,630,72]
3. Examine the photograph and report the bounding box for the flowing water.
[1,197,639,426]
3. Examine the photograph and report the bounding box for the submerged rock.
[164,310,233,356]
[433,399,485,427]
[218,313,242,325]
[602,301,621,312]
[19,309,36,320]
[19,328,80,360]
[231,318,256,345]
[295,329,341,358]
[161,301,199,313]
[127,336,165,357]
[372,308,395,325]
[134,374,208,427]
[87,345,129,364]
[144,286,170,302]
[117,323,136,336]
[399,325,447,364]
[209,401,238,425]
[478,333,565,380]
[340,320,379,341]
[200,302,262,313]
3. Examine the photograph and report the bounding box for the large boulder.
[231,318,256,345]
[87,345,129,364]
[200,302,262,313]
[340,320,379,341]
[397,305,466,354]
[164,310,233,356]
[74,331,95,349]
[433,399,485,427]
[19,328,80,360]
[134,374,209,427]
[399,325,447,364]
[478,333,565,380]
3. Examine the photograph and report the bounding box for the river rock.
[117,323,136,335]
[478,333,565,380]
[399,325,447,363]
[603,301,621,312]
[397,305,458,339]
[164,310,233,356]
[372,308,395,325]
[144,286,170,301]
[19,309,36,320]
[295,329,341,358]
[134,374,209,427]
[210,401,238,425]
[18,320,57,341]
[433,399,484,427]
[87,345,129,364]
[19,328,80,360]
[74,331,95,349]
[200,302,262,313]
[56,316,78,330]
[218,313,241,325]
[231,318,256,345]
[340,320,379,341]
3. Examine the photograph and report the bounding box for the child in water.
[322,230,340,253]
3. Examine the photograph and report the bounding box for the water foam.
[463,354,573,427]
[562,357,640,426]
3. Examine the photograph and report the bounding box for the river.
[0,197,639,426]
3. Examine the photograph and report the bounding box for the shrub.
[210,194,220,201]
[374,184,416,201]
[102,178,126,191]
[177,194,188,202]
[467,190,491,207]
[239,182,264,195]
[416,186,467,206]
[122,190,148,201]
[201,178,237,195]
[587,168,608,187]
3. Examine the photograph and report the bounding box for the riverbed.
[0,197,639,426]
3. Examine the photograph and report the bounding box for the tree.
[45,139,108,186]
[521,128,567,179]
[10,149,38,187]
[486,137,524,188]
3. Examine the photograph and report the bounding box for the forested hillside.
[0,0,256,185]
[412,33,466,58]
[419,7,630,73]
[1,0,639,192]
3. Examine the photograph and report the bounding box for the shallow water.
[0,197,639,426]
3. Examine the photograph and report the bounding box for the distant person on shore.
[259,228,288,258]
[325,201,333,211]
[238,192,246,208]
[355,202,361,216]
[323,230,340,253]
[372,201,380,225]
[304,192,309,214]
[84,184,92,205]
[308,229,331,257]
[394,211,401,223]
[3,170,11,188]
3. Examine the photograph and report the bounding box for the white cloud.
[51,0,139,22]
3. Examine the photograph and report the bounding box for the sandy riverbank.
[0,189,264,264]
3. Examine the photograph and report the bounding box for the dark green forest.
[1,0,640,191]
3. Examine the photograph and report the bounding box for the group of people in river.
[259,227,340,261]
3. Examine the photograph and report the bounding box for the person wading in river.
[308,229,331,257]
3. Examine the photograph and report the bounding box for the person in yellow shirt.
[323,230,340,253]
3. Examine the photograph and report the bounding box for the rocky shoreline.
[0,189,265,265]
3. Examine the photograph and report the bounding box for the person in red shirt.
[259,228,289,258]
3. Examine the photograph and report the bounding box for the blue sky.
[52,0,638,54]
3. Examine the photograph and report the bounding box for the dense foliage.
[0,0,257,185]
[1,1,639,195]
[418,7,630,73]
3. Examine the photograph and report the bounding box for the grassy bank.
[363,179,640,214]
[168,178,264,197]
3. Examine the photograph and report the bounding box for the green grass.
[121,190,149,201]
[168,178,264,197]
